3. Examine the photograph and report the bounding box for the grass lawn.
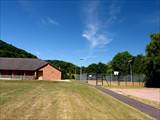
[0,80,153,120]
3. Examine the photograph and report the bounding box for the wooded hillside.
[0,40,37,58]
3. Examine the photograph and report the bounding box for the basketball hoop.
[114,71,119,75]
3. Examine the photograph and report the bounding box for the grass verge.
[0,80,153,120]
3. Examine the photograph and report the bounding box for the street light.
[80,59,84,80]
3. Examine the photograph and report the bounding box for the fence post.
[138,75,141,86]
[132,74,134,86]
[110,74,112,86]
[117,75,120,86]
[96,73,97,86]
[102,75,104,86]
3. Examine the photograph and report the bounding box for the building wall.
[39,64,61,80]
[0,70,35,80]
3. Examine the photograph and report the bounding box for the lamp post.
[80,59,84,80]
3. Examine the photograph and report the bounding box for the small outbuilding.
[0,57,61,80]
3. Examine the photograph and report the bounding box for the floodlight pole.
[80,67,82,80]
[80,59,84,80]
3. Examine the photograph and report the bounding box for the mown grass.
[0,80,153,120]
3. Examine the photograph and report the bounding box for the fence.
[75,73,145,86]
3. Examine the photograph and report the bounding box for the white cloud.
[83,55,97,60]
[41,17,59,26]
[106,3,121,25]
[82,24,111,48]
[47,17,59,25]
[82,0,120,49]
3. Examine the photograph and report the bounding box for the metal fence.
[75,73,145,86]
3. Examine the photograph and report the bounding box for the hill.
[0,40,37,58]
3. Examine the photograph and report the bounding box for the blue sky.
[0,0,159,66]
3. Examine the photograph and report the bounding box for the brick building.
[0,57,61,80]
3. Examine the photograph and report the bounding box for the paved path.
[96,86,160,120]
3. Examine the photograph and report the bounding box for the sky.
[0,0,159,66]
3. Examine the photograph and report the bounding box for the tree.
[145,33,160,87]
[86,64,98,73]
[0,40,37,58]
[111,51,133,75]
[96,62,107,74]
[86,62,107,74]
[106,61,113,74]
[132,54,145,74]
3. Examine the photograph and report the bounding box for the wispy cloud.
[18,0,59,26]
[82,0,120,49]
[106,3,121,25]
[41,17,59,26]
[82,24,111,48]
[47,17,59,25]
[83,54,97,60]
